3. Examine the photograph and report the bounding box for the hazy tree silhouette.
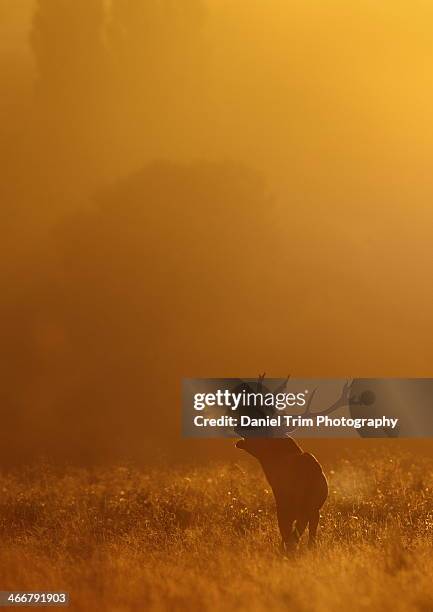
[29,0,112,190]
[0,161,280,464]
[29,0,210,182]
[107,0,208,159]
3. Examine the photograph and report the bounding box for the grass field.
[0,449,432,611]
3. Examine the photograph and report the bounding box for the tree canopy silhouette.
[0,161,279,464]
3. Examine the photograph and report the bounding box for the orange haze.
[1,1,433,463]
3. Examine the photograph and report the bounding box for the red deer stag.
[236,375,351,550]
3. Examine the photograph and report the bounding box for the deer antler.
[255,373,290,416]
[274,374,290,394]
[281,380,352,434]
[257,372,266,395]
[240,373,287,423]
[302,380,351,419]
[234,377,352,437]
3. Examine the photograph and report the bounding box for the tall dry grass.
[0,449,432,611]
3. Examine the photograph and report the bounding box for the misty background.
[1,0,433,464]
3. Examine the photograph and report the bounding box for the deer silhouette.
[235,374,351,550]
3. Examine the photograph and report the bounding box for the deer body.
[236,437,328,549]
[234,374,350,549]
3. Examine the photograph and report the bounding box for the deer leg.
[308,509,320,547]
[276,505,296,551]
[294,516,308,543]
